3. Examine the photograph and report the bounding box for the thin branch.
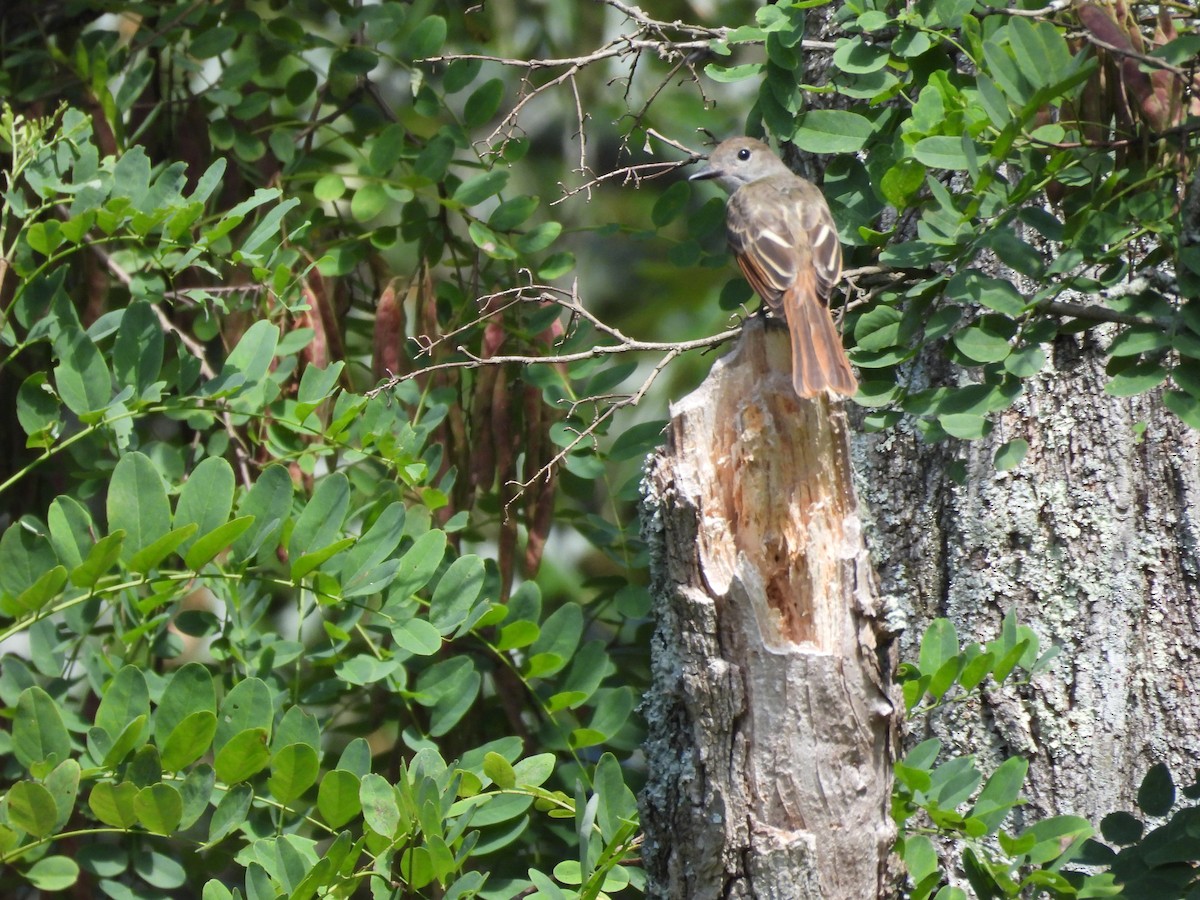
[1074,30,1193,78]
[980,0,1075,17]
[552,159,694,205]
[365,282,739,401]
[1037,298,1159,327]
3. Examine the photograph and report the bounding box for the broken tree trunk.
[639,318,900,899]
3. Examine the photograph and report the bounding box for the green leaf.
[209,783,253,843]
[832,36,891,74]
[929,756,982,809]
[214,728,271,784]
[464,78,504,127]
[89,781,138,828]
[13,565,67,614]
[268,743,320,804]
[879,158,926,207]
[47,496,92,571]
[1021,814,1093,865]
[911,135,972,170]
[854,305,903,351]
[994,439,1028,471]
[0,520,56,599]
[516,221,563,254]
[652,180,691,227]
[919,619,958,677]
[8,780,58,837]
[44,758,81,831]
[313,173,346,201]
[96,666,150,740]
[483,752,517,789]
[540,251,576,279]
[204,320,279,398]
[902,834,939,883]
[1109,323,1169,358]
[430,554,485,634]
[416,657,482,736]
[391,529,448,598]
[27,220,64,256]
[360,773,402,837]
[939,413,991,440]
[512,753,556,789]
[791,109,873,153]
[14,686,72,770]
[954,319,1013,364]
[240,198,301,256]
[135,783,183,835]
[295,361,345,420]
[290,471,350,559]
[70,531,124,588]
[530,603,583,678]
[982,37,1032,103]
[232,464,294,560]
[54,328,111,415]
[351,184,388,222]
[489,196,539,231]
[156,662,216,745]
[595,752,637,841]
[215,678,273,752]
[291,537,355,580]
[17,373,60,446]
[108,451,171,563]
[453,170,509,206]
[1005,345,1046,378]
[189,25,238,58]
[175,457,235,552]
[319,770,362,828]
[100,716,149,768]
[1007,18,1072,86]
[405,15,447,57]
[589,687,634,739]
[340,502,405,585]
[415,133,456,181]
[161,711,218,771]
[704,62,764,83]
[26,856,80,891]
[1164,390,1200,429]
[185,516,255,569]
[127,522,197,574]
[971,756,1028,833]
[113,301,164,396]
[1106,360,1167,397]
[947,270,1025,317]
[391,617,443,655]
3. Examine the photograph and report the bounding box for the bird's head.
[689,137,791,193]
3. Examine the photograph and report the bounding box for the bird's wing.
[726,178,842,308]
[783,179,842,303]
[725,181,800,311]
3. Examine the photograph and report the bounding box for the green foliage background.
[0,0,1196,897]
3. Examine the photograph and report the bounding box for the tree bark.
[854,330,1200,831]
[640,318,900,899]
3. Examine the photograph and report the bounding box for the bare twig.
[366,281,739,399]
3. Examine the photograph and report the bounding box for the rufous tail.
[783,273,857,399]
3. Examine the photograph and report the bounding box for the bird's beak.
[689,163,721,182]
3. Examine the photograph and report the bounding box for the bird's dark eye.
[737,148,751,161]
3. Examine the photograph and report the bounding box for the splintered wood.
[640,319,898,900]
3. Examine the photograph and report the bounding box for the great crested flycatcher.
[690,137,857,399]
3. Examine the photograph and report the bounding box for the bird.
[690,137,857,399]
